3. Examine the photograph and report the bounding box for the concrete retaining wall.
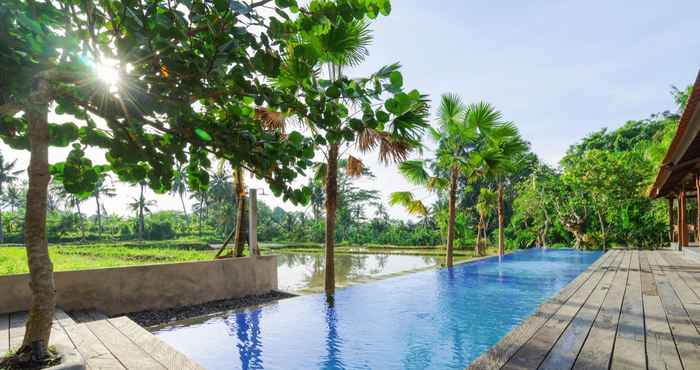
[0,255,278,315]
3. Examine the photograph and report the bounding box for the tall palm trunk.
[21,76,55,358]
[476,213,485,256]
[95,192,102,238]
[446,166,458,267]
[497,183,505,257]
[324,144,339,295]
[76,201,85,241]
[233,167,247,257]
[138,184,145,240]
[179,192,188,221]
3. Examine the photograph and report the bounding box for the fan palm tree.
[0,154,21,243]
[272,19,430,295]
[475,187,497,255]
[392,96,501,266]
[91,173,116,238]
[171,164,189,221]
[473,123,528,256]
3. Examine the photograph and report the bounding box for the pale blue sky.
[2,1,699,219]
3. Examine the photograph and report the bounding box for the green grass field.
[0,241,492,275]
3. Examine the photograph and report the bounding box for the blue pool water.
[154,248,602,370]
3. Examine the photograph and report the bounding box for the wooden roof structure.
[649,70,700,198]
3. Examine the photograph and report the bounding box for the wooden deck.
[469,249,700,370]
[1,309,203,370]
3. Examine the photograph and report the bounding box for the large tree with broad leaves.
[0,0,394,364]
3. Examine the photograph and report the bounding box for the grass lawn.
[0,242,217,275]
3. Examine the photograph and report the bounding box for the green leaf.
[390,71,403,88]
[194,128,213,141]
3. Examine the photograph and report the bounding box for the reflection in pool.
[154,249,602,369]
[276,253,440,292]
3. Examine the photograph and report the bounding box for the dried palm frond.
[356,126,381,152]
[346,155,364,177]
[378,134,410,164]
[255,107,287,135]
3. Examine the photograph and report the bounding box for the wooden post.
[668,196,675,243]
[680,186,688,249]
[248,188,260,256]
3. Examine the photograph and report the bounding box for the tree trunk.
[21,76,55,358]
[596,209,606,251]
[95,192,102,238]
[445,166,458,267]
[76,201,85,241]
[233,168,246,257]
[138,184,144,240]
[497,183,505,257]
[0,182,4,243]
[475,220,481,256]
[542,213,550,247]
[179,192,188,221]
[324,144,339,295]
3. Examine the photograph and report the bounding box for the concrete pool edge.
[467,249,611,369]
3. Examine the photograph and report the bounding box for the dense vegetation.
[0,0,691,365]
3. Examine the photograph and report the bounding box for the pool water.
[154,248,602,370]
[276,253,441,292]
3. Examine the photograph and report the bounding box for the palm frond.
[466,101,502,132]
[255,107,287,135]
[356,127,381,152]
[346,156,364,178]
[378,134,411,164]
[389,191,428,216]
[427,176,449,191]
[315,20,373,67]
[398,160,430,186]
[438,93,466,130]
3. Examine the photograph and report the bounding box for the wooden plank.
[0,314,8,356]
[54,309,78,328]
[539,252,624,370]
[574,250,633,370]
[84,319,165,369]
[469,251,615,370]
[611,250,646,370]
[657,252,700,305]
[64,323,125,370]
[9,311,27,351]
[644,295,683,370]
[501,251,615,370]
[640,251,658,296]
[109,316,205,370]
[652,251,700,370]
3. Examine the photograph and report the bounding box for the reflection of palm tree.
[320,302,344,370]
[224,309,264,370]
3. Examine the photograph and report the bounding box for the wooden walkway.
[1,309,203,370]
[469,249,700,370]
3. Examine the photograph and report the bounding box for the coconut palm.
[51,180,89,241]
[272,19,430,295]
[473,123,528,256]
[128,182,155,241]
[0,154,21,243]
[392,96,502,266]
[475,187,497,255]
[91,174,116,238]
[171,164,189,221]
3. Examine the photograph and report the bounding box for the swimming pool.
[153,248,603,369]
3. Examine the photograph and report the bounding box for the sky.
[2,0,700,221]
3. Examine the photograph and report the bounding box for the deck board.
[0,314,8,356]
[469,249,700,370]
[573,250,632,370]
[83,319,166,369]
[611,250,646,369]
[468,251,616,370]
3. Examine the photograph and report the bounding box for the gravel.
[125,290,297,327]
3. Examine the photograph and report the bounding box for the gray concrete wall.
[0,256,277,315]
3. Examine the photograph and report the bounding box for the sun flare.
[95,59,120,87]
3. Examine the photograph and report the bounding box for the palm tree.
[128,182,155,241]
[0,154,21,243]
[171,164,189,221]
[273,20,430,295]
[392,96,500,266]
[475,188,497,255]
[91,174,116,239]
[474,123,528,256]
[51,180,89,240]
